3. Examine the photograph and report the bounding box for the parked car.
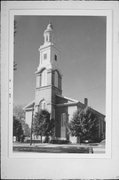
[81,139,93,144]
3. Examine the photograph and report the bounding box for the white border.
[1,1,119,179]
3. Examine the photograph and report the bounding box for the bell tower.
[35,23,62,118]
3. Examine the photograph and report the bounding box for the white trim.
[56,102,78,107]
[63,96,79,103]
[56,94,78,102]
[23,100,34,110]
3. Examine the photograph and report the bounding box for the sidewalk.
[92,145,105,154]
[13,142,105,154]
[13,142,93,153]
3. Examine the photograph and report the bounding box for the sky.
[14,16,106,114]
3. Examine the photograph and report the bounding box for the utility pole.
[30,106,34,145]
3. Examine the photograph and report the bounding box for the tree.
[13,105,30,138]
[69,108,99,144]
[21,120,31,137]
[33,110,54,143]
[13,104,25,120]
[13,116,24,142]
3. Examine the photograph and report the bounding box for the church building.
[24,23,105,143]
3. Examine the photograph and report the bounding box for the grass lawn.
[13,143,93,153]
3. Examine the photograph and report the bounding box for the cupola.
[43,22,54,44]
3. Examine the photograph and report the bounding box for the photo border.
[1,1,119,179]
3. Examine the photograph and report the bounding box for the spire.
[45,22,53,32]
[44,22,54,44]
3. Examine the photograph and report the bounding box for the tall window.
[61,113,67,127]
[42,101,46,109]
[54,54,57,61]
[45,34,49,42]
[54,71,58,88]
[44,53,47,60]
[41,69,47,86]
[58,76,61,89]
[36,75,40,88]
[46,35,48,42]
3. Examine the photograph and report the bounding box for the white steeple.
[43,22,54,45]
[35,22,62,114]
[36,22,62,75]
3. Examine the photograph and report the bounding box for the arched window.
[42,101,46,109]
[39,100,47,110]
[44,53,47,60]
[54,55,57,61]
[41,69,47,86]
[46,35,48,42]
[45,34,49,42]
[54,71,58,88]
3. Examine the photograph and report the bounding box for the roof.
[56,94,78,103]
[24,97,105,117]
[89,107,105,118]
[23,100,35,111]
[56,95,105,117]
[56,102,78,107]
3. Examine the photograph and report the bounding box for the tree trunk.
[41,135,42,143]
[45,135,49,143]
[77,136,81,144]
